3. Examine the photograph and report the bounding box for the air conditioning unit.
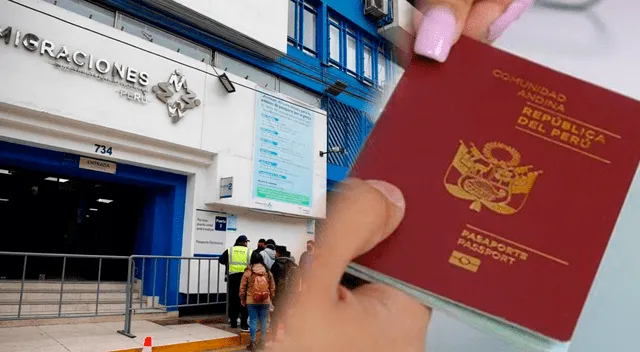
[364,0,389,19]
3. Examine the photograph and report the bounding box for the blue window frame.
[326,11,388,89]
[288,0,319,57]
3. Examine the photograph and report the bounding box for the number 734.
[94,144,113,156]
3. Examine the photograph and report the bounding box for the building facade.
[0,0,399,314]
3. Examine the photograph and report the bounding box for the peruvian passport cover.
[350,36,640,342]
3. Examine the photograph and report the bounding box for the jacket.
[240,264,276,305]
[219,243,251,275]
[260,248,276,269]
[271,257,298,304]
[299,251,312,270]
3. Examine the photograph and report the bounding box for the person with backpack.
[240,251,276,351]
[269,245,299,342]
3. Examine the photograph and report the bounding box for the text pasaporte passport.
[348,36,640,347]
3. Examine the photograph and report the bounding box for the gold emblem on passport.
[449,250,481,273]
[444,141,542,214]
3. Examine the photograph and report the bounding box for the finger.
[307,179,405,299]
[464,0,534,42]
[413,0,533,61]
[413,0,474,62]
[352,284,431,348]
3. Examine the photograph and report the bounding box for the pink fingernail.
[413,6,457,63]
[366,180,405,210]
[487,0,534,42]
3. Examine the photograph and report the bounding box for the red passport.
[348,36,640,346]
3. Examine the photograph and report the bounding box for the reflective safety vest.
[228,246,253,274]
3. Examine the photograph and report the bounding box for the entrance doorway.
[0,164,145,281]
[0,140,187,305]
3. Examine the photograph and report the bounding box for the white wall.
[0,0,326,218]
[167,0,289,55]
[181,160,315,294]
[378,0,419,48]
[181,206,313,294]
[0,0,323,294]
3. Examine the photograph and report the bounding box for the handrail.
[0,251,129,260]
[117,255,225,338]
[0,252,226,335]
[0,252,130,321]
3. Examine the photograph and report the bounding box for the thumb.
[306,179,405,299]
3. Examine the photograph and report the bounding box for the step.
[0,301,131,315]
[0,281,135,291]
[0,290,140,301]
[0,299,164,317]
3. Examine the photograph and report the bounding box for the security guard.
[219,235,252,331]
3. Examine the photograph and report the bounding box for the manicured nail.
[487,0,534,42]
[366,180,405,210]
[413,6,457,63]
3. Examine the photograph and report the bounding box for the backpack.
[252,269,270,302]
[283,262,299,293]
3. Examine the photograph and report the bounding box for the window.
[44,0,115,27]
[327,12,389,88]
[329,16,341,63]
[329,26,340,63]
[280,81,322,108]
[115,14,212,63]
[346,33,357,75]
[43,0,212,64]
[288,0,318,57]
[302,7,317,53]
[287,1,296,39]
[363,44,373,81]
[378,50,387,87]
[214,53,321,108]
[215,53,277,90]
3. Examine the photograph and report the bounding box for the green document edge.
[346,263,571,352]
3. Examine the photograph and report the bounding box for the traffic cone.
[142,336,153,352]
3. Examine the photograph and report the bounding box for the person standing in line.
[260,239,277,270]
[255,239,266,254]
[298,240,315,290]
[299,240,315,271]
[219,235,253,331]
[240,252,275,351]
[269,245,299,342]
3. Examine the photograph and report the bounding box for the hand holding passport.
[274,2,640,351]
[271,179,430,352]
[347,36,640,351]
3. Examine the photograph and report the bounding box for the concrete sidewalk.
[0,320,240,352]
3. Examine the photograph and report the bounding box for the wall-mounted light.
[218,73,236,93]
[319,146,346,157]
[325,80,348,96]
[44,177,69,183]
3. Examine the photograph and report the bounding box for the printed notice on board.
[194,210,227,256]
[251,92,315,215]
[227,215,237,231]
